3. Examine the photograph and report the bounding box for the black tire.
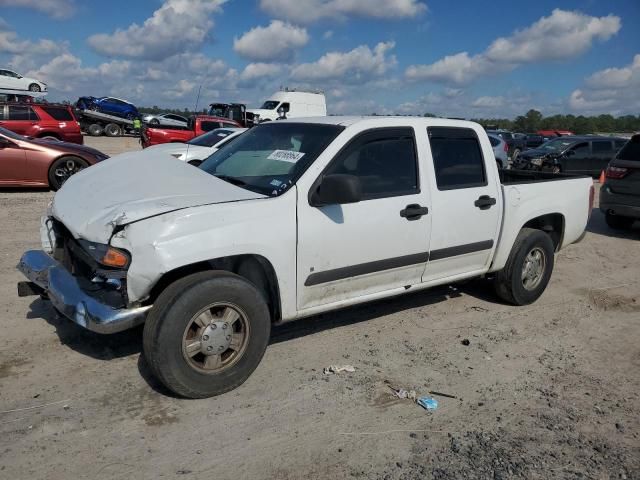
[48,156,89,190]
[40,135,60,141]
[605,212,634,230]
[104,123,121,137]
[87,123,103,136]
[511,148,521,162]
[494,228,555,306]
[149,118,160,125]
[188,159,202,167]
[143,271,271,399]
[28,83,41,92]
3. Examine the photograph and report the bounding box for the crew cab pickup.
[141,115,240,148]
[17,117,594,398]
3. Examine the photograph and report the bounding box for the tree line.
[430,109,640,134]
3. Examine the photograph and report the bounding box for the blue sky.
[0,0,638,117]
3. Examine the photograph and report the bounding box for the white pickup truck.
[18,117,594,398]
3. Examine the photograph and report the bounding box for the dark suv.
[600,135,640,230]
[0,102,83,144]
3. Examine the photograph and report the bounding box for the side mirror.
[310,174,362,207]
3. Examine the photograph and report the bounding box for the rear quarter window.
[41,106,74,121]
[616,137,640,162]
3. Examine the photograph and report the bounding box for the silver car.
[488,134,509,169]
[142,113,188,127]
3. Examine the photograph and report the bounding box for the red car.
[141,115,240,148]
[0,102,84,144]
[0,126,108,190]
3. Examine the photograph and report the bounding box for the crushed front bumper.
[17,250,151,334]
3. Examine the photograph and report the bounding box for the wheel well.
[148,255,282,322]
[522,213,565,251]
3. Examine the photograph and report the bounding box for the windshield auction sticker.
[267,150,306,163]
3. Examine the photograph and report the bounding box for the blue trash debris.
[416,396,438,411]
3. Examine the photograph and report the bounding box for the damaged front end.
[17,217,150,334]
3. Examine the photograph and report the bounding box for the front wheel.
[605,212,634,230]
[143,271,271,398]
[28,83,41,92]
[494,228,555,306]
[48,156,89,190]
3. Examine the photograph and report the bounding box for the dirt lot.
[1,136,638,480]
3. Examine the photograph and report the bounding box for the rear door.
[422,127,502,282]
[4,105,39,136]
[591,140,614,174]
[297,127,432,310]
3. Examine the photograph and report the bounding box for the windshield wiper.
[214,174,247,187]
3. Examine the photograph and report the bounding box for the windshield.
[208,104,227,117]
[260,101,279,110]
[540,139,574,152]
[188,129,236,147]
[199,123,344,196]
[0,126,25,141]
[616,136,639,162]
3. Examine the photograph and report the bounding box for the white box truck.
[248,89,326,121]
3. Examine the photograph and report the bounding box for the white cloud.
[259,0,426,23]
[569,54,640,114]
[291,41,396,82]
[406,9,621,85]
[87,0,227,61]
[233,21,309,62]
[471,96,505,109]
[323,30,333,40]
[0,0,75,19]
[239,62,281,82]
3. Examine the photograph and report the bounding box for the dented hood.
[51,150,266,242]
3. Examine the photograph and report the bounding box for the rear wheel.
[40,135,60,141]
[104,123,121,137]
[48,156,89,190]
[28,83,41,92]
[494,228,555,306]
[143,271,271,398]
[87,123,103,136]
[511,148,521,162]
[605,212,634,230]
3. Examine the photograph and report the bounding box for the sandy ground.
[0,136,638,480]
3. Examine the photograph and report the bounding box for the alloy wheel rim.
[521,247,546,291]
[181,302,250,374]
[54,159,85,186]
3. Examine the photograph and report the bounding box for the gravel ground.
[0,136,638,480]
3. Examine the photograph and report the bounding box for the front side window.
[428,127,487,190]
[8,106,38,121]
[200,121,219,132]
[324,128,418,200]
[261,101,279,110]
[200,122,344,196]
[592,140,613,153]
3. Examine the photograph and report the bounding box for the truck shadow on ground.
[586,208,639,240]
[27,277,503,395]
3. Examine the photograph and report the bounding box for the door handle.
[474,195,497,210]
[400,204,429,220]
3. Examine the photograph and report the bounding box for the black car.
[600,135,640,230]
[515,136,628,176]
[524,134,546,149]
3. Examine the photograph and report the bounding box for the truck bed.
[499,168,590,185]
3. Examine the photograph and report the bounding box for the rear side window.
[592,140,613,153]
[428,127,487,190]
[325,127,419,200]
[614,140,627,150]
[200,121,219,132]
[488,136,500,147]
[8,105,38,120]
[616,137,640,162]
[41,106,74,121]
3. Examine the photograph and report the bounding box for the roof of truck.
[278,115,481,129]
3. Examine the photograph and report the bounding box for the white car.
[0,69,47,92]
[18,117,593,398]
[142,113,188,127]
[143,127,247,165]
[488,134,509,169]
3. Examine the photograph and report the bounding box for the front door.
[563,142,590,173]
[422,126,502,282]
[0,137,26,183]
[297,127,431,310]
